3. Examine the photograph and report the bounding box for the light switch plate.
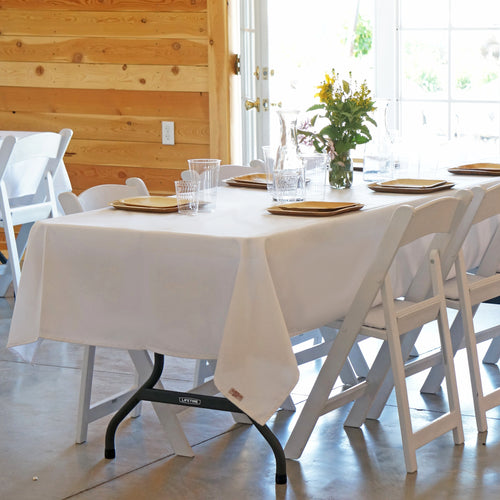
[162,121,175,145]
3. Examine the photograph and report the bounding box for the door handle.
[244,98,261,112]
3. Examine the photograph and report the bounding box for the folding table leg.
[106,353,286,484]
[128,350,194,457]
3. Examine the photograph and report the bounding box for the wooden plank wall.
[0,0,233,196]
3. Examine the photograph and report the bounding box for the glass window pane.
[401,102,448,140]
[451,30,500,100]
[268,0,375,110]
[452,102,500,146]
[401,31,449,100]
[452,0,500,28]
[401,0,448,28]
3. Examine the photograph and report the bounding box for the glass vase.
[275,109,301,170]
[329,150,353,189]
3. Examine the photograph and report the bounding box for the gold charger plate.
[111,196,185,213]
[267,202,364,217]
[225,179,268,189]
[368,181,454,194]
[379,178,447,188]
[118,196,179,208]
[231,173,268,184]
[448,163,500,176]
[277,201,358,212]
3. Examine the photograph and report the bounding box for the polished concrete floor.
[1,296,500,500]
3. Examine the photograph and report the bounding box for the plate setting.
[267,201,363,217]
[368,179,454,194]
[448,163,500,176]
[111,196,185,213]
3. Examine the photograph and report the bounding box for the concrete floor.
[1,297,500,500]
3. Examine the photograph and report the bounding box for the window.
[381,0,500,162]
[240,1,500,163]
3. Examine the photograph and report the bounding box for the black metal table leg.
[104,352,287,484]
[104,352,164,459]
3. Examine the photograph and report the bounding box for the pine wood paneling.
[0,0,207,12]
[66,163,182,194]
[0,87,209,118]
[0,11,207,38]
[67,139,209,169]
[0,0,231,198]
[0,112,209,145]
[0,62,208,92]
[0,36,207,65]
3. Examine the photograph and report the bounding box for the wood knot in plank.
[16,41,22,48]
[171,66,179,75]
[72,53,83,63]
[172,42,181,51]
[35,65,44,76]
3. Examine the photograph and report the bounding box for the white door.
[239,0,377,165]
[240,0,271,164]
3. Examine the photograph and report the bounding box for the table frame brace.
[104,352,287,485]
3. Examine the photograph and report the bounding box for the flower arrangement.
[298,69,377,188]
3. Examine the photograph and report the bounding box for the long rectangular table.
[8,171,497,426]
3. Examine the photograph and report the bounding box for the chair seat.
[363,299,418,330]
[444,273,500,305]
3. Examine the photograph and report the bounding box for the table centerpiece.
[298,69,377,188]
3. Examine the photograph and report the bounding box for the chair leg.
[344,340,393,428]
[193,359,216,387]
[284,328,359,459]
[76,345,96,444]
[483,335,500,365]
[386,326,418,473]
[435,301,465,444]
[3,221,22,295]
[420,307,479,395]
[319,327,358,386]
[365,328,421,420]
[348,342,370,378]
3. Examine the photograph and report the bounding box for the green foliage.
[417,71,442,93]
[352,17,373,58]
[456,75,472,90]
[298,70,376,157]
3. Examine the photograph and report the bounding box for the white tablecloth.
[7,172,499,424]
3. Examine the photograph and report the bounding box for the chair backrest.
[0,129,72,201]
[467,182,500,277]
[58,177,149,215]
[338,191,473,336]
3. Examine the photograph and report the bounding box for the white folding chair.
[0,129,73,295]
[58,177,148,214]
[417,182,500,432]
[285,192,472,473]
[59,178,154,444]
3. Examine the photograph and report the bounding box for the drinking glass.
[187,159,221,212]
[301,152,328,200]
[273,167,306,203]
[175,180,200,215]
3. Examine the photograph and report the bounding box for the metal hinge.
[233,54,241,75]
